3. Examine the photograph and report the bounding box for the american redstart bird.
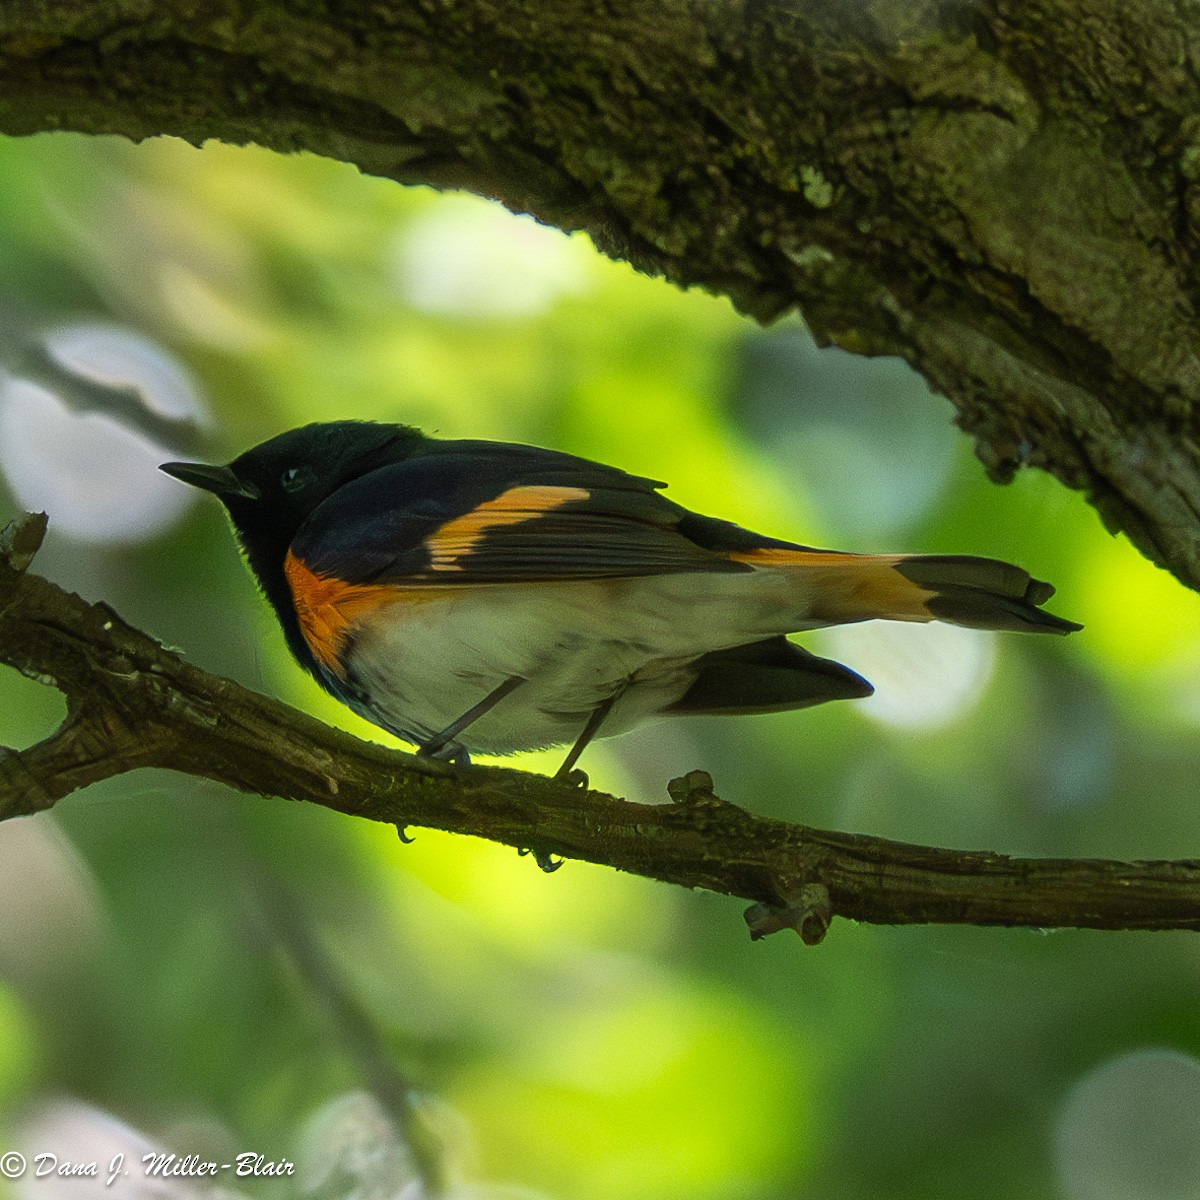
[161,421,1080,780]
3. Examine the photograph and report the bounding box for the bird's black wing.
[667,637,874,715]
[290,439,760,584]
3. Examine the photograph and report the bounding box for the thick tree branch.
[2,2,1200,589]
[2,513,1197,943]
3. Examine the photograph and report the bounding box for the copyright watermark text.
[0,1150,295,1184]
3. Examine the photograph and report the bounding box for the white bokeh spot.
[393,200,590,319]
[818,619,995,730]
[44,324,209,423]
[13,1101,243,1199]
[0,325,208,544]
[1055,1048,1200,1200]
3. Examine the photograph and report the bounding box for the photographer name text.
[0,1150,295,1183]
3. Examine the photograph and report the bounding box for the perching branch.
[1,513,1197,943]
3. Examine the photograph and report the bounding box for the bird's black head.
[161,420,425,568]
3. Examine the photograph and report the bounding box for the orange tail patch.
[729,547,1079,634]
[728,548,935,623]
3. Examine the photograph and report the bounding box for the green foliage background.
[0,133,1196,1199]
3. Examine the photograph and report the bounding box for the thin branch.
[250,875,447,1192]
[1,512,1197,943]
[0,299,210,455]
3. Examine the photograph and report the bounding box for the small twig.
[251,876,447,1192]
[10,337,210,456]
[1,512,1198,941]
[0,509,47,571]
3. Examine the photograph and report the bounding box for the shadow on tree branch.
[1,513,1197,943]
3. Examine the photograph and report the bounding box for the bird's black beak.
[159,461,260,499]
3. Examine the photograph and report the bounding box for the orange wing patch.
[284,552,430,677]
[425,485,590,571]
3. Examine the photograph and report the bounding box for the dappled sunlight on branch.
[0,511,1197,941]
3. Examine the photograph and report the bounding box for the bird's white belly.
[340,572,804,755]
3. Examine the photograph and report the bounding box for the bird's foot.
[415,740,472,769]
[553,766,589,789]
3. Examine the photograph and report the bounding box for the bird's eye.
[280,466,306,493]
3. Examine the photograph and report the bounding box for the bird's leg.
[514,689,625,872]
[418,676,525,759]
[554,690,622,783]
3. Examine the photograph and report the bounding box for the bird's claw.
[416,741,472,769]
[554,767,589,789]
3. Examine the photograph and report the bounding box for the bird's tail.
[732,547,1081,635]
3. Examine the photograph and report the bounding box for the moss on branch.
[2,513,1197,943]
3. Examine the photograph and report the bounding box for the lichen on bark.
[0,0,1198,584]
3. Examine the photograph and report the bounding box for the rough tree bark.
[1,0,1198,587]
[0,4,1196,938]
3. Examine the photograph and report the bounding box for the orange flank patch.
[730,548,936,623]
[425,485,590,571]
[283,552,431,676]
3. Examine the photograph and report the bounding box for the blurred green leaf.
[0,130,1193,1200]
